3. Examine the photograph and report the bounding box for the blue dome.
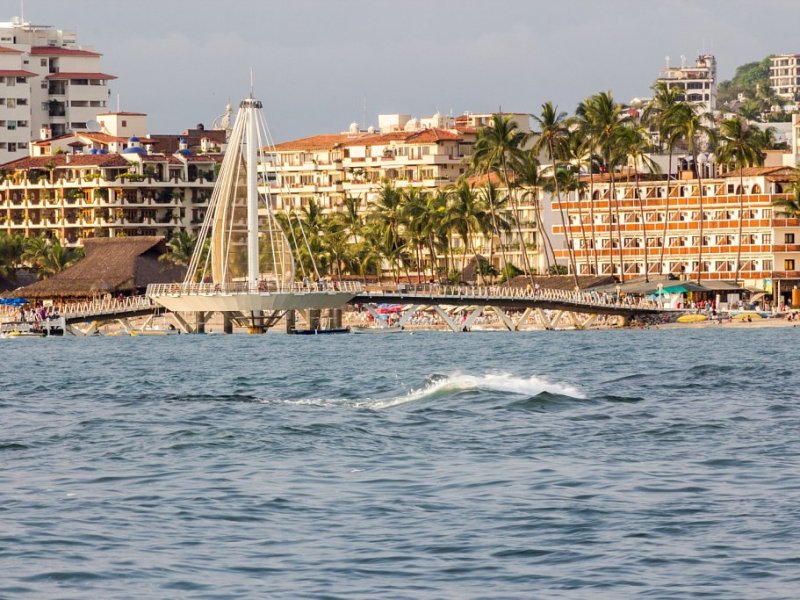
[129,135,140,142]
[122,146,145,154]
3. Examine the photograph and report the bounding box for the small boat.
[292,327,350,335]
[350,325,404,334]
[0,317,66,338]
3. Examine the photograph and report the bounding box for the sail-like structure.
[187,98,295,289]
[147,96,361,319]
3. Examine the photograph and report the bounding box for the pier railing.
[147,280,365,296]
[60,295,156,319]
[358,283,663,311]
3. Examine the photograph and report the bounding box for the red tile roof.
[0,153,131,170]
[76,132,127,144]
[724,166,793,178]
[0,69,37,77]
[46,72,116,80]
[406,128,462,143]
[271,133,359,152]
[30,46,101,57]
[0,46,22,54]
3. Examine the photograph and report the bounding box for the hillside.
[717,57,771,106]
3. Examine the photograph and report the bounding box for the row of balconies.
[1,216,185,228]
[0,175,216,188]
[2,194,208,208]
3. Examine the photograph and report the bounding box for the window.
[7,120,16,130]
[785,259,795,271]
[763,233,772,245]
[40,59,47,67]
[6,98,15,108]
[785,233,795,244]
[8,143,16,152]
[763,260,773,271]
[6,78,14,87]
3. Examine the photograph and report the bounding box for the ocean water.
[1,328,799,599]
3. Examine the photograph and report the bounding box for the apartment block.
[0,16,115,164]
[656,54,717,112]
[550,166,799,292]
[770,53,800,100]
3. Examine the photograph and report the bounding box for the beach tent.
[0,297,27,306]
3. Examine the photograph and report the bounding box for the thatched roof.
[7,236,185,299]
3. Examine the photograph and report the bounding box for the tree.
[532,101,579,286]
[470,114,531,281]
[560,129,597,273]
[37,240,83,277]
[513,150,557,274]
[716,116,766,282]
[160,230,197,267]
[0,233,23,280]
[618,123,662,282]
[576,91,631,280]
[669,102,714,282]
[643,82,684,274]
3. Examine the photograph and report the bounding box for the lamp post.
[615,284,621,305]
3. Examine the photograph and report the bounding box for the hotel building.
[656,54,717,112]
[550,166,800,294]
[0,113,223,245]
[0,16,115,163]
[769,53,800,100]
[266,112,547,273]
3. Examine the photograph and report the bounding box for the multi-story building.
[266,112,547,274]
[769,53,800,100]
[0,16,114,163]
[656,54,717,112]
[0,116,223,245]
[550,166,800,294]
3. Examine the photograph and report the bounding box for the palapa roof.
[8,237,185,299]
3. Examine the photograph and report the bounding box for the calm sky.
[8,0,800,141]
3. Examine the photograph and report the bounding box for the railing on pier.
[147,280,365,296]
[60,295,156,319]
[358,283,663,311]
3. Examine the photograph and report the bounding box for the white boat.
[0,316,66,338]
[350,325,404,334]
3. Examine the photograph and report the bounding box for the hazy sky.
[7,0,800,141]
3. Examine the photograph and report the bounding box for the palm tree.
[21,235,50,270]
[772,179,800,218]
[470,114,530,280]
[368,183,405,281]
[576,92,631,280]
[560,129,597,273]
[37,240,83,277]
[475,182,512,281]
[618,123,662,282]
[160,230,197,267]
[400,186,429,282]
[0,233,23,280]
[670,102,714,283]
[532,101,578,286]
[643,82,683,274]
[512,150,557,274]
[716,116,766,282]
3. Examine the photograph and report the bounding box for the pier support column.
[331,308,342,329]
[248,310,265,335]
[195,311,207,334]
[223,313,233,335]
[309,309,321,331]
[285,309,296,334]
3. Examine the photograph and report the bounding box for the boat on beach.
[0,316,66,338]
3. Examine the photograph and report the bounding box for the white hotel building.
[0,16,114,164]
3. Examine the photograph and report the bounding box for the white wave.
[258,372,583,410]
[356,372,585,409]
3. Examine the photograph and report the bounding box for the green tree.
[532,101,578,286]
[576,91,631,279]
[37,239,83,277]
[669,102,715,282]
[512,151,557,274]
[716,116,766,282]
[470,114,530,280]
[643,82,684,274]
[159,230,197,267]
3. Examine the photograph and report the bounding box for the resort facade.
[0,113,223,245]
[550,166,799,295]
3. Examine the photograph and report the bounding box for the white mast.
[244,98,261,288]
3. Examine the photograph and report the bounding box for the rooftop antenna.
[665,55,670,69]
[680,54,686,68]
[249,68,254,98]
[20,0,24,23]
